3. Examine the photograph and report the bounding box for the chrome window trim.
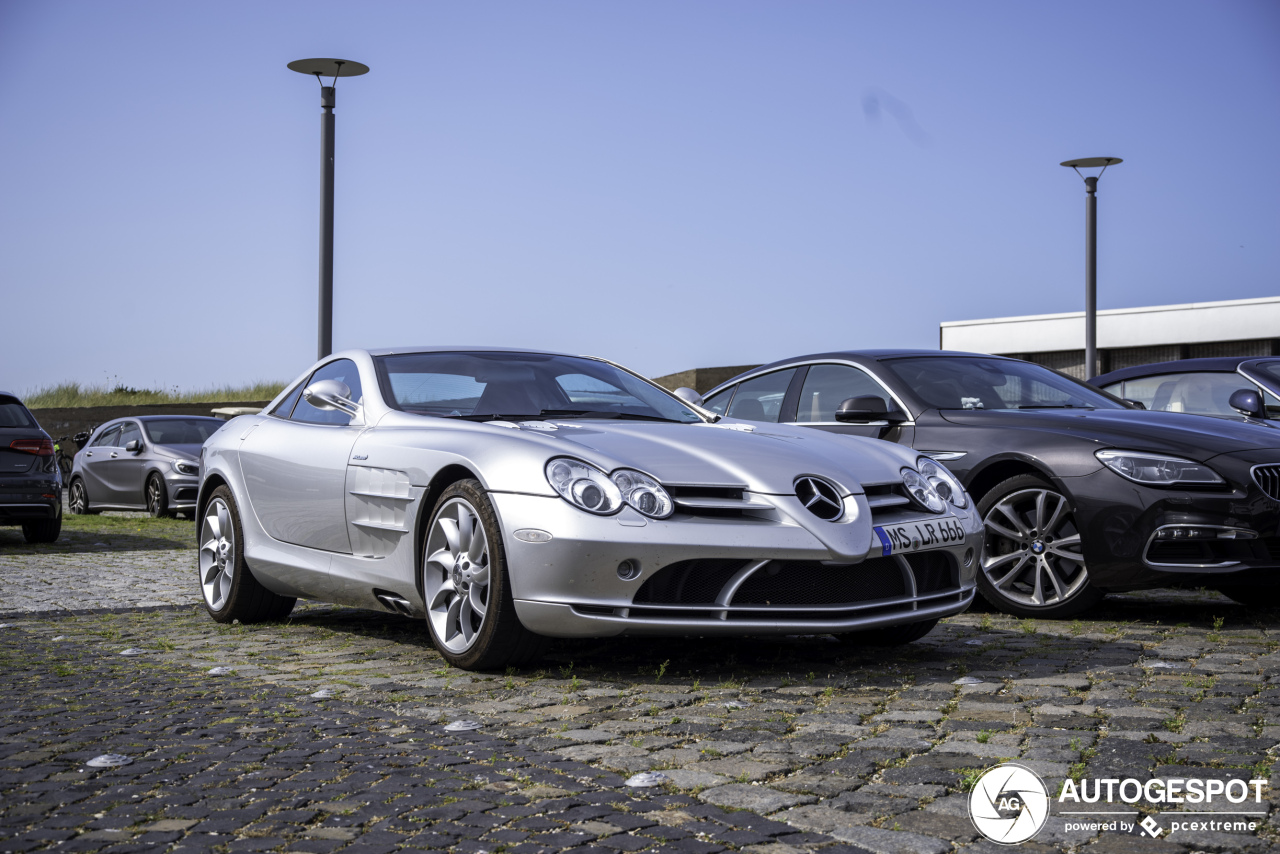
[779,359,917,425]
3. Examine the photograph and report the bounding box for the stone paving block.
[698,784,815,813]
[828,825,951,854]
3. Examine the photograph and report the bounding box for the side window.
[93,425,123,447]
[118,422,142,448]
[727,369,796,423]
[703,387,734,417]
[1131,372,1255,416]
[794,365,890,422]
[291,359,365,426]
[270,381,306,419]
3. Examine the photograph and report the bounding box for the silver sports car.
[196,347,982,670]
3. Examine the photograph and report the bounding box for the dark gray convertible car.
[68,416,223,518]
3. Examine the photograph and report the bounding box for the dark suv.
[0,391,62,543]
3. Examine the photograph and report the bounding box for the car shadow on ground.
[0,527,194,554]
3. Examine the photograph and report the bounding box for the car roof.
[715,350,1017,388]
[1090,357,1258,386]
[366,345,576,358]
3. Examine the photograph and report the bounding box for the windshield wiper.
[1015,404,1095,410]
[539,409,687,422]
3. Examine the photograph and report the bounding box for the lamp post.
[1060,157,1122,380]
[288,58,370,360]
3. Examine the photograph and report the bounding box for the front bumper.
[1065,452,1280,589]
[492,491,980,638]
[164,471,200,510]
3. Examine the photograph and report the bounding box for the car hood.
[937,408,1280,460]
[512,419,917,495]
[152,443,202,461]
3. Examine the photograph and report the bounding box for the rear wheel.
[975,474,1104,618]
[68,479,96,515]
[841,618,939,646]
[146,474,170,518]
[422,479,546,670]
[22,509,61,544]
[199,486,295,623]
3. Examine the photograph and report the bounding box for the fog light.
[963,548,974,567]
[1154,525,1257,541]
[617,559,641,581]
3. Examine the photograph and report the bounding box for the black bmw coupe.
[701,351,1280,618]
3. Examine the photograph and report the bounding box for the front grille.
[667,485,744,501]
[1254,465,1280,501]
[909,551,954,593]
[733,558,905,605]
[175,487,197,501]
[665,484,771,519]
[634,559,747,605]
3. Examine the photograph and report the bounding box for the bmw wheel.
[976,474,1104,618]
[422,479,546,670]
[199,486,295,623]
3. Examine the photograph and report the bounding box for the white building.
[940,296,1280,379]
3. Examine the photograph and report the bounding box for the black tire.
[421,479,547,670]
[146,474,171,518]
[975,473,1104,619]
[841,618,939,646]
[199,485,295,623]
[68,479,97,515]
[22,507,62,544]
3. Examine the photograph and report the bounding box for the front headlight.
[1095,450,1224,486]
[611,469,673,518]
[917,456,968,509]
[171,459,200,476]
[901,467,947,513]
[545,458,624,515]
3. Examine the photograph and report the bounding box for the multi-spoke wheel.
[198,486,295,623]
[421,479,546,670]
[976,474,1103,618]
[68,479,96,515]
[146,474,170,518]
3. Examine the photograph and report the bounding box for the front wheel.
[422,479,546,670]
[199,486,295,623]
[146,474,170,518]
[975,474,1104,619]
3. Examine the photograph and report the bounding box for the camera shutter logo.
[969,763,1050,844]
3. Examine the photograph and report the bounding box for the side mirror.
[304,379,360,416]
[1122,399,1146,410]
[1229,388,1264,419]
[125,440,142,453]
[673,387,704,407]
[835,396,907,424]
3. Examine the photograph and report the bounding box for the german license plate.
[874,518,966,556]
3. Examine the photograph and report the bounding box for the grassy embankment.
[23,381,287,409]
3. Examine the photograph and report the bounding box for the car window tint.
[703,387,733,416]
[93,425,123,447]
[727,369,795,422]
[0,401,35,428]
[883,357,1119,410]
[270,382,306,419]
[795,365,888,422]
[118,423,142,447]
[1129,372,1256,416]
[291,359,365,426]
[143,419,222,444]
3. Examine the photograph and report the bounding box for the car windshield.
[142,418,223,445]
[374,352,705,423]
[883,357,1123,411]
[1250,361,1280,386]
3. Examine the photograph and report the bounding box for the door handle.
[86,452,93,457]
[110,452,118,458]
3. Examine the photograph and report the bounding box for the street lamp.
[288,58,370,360]
[1060,156,1122,380]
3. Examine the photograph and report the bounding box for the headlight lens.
[545,458,623,514]
[901,467,947,513]
[917,457,968,509]
[1095,450,1224,485]
[171,459,199,476]
[611,469,673,518]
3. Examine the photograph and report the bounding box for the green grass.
[0,512,196,553]
[24,380,286,409]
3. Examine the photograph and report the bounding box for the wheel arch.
[196,474,229,534]
[413,464,482,603]
[964,456,1058,504]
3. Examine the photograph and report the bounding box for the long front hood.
[938,409,1280,460]
[539,420,915,495]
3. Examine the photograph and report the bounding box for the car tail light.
[10,438,54,456]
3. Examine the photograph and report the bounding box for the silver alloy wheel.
[981,487,1087,608]
[424,497,491,654]
[199,497,235,610]
[147,477,163,515]
[69,482,87,514]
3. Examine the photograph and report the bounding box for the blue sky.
[2,1,1277,393]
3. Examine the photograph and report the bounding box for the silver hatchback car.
[68,416,223,518]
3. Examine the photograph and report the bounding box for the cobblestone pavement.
[4,545,1280,853]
